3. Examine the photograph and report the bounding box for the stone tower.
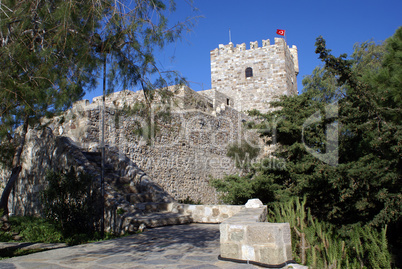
[210,37,299,113]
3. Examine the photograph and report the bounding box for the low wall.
[219,199,293,266]
[177,204,244,223]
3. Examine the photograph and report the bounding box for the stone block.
[246,225,275,244]
[245,198,263,208]
[220,243,240,259]
[219,203,292,265]
[230,230,244,242]
[258,246,285,265]
[241,245,256,261]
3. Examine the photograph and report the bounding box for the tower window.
[245,67,253,78]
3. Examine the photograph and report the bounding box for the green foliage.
[0,0,197,216]
[116,208,126,215]
[269,197,392,269]
[0,216,63,243]
[219,28,402,227]
[0,215,123,258]
[310,28,402,226]
[211,28,402,267]
[0,141,15,170]
[211,169,283,205]
[226,139,260,169]
[40,168,101,238]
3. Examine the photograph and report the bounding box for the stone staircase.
[82,150,192,233]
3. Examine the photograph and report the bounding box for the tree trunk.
[0,115,29,217]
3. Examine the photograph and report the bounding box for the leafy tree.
[0,0,102,217]
[312,29,401,226]
[0,0,197,219]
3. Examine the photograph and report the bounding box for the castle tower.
[210,37,299,113]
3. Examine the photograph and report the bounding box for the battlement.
[211,37,296,56]
[210,37,299,113]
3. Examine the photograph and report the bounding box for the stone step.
[82,151,114,171]
[128,212,192,229]
[126,193,155,204]
[82,151,101,162]
[133,202,173,213]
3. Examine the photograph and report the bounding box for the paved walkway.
[0,224,262,269]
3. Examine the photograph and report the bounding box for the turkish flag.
[276,29,285,36]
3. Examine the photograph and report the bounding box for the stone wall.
[209,37,298,113]
[178,204,244,223]
[5,128,101,216]
[198,89,232,110]
[1,37,300,211]
[38,87,260,204]
[219,199,293,265]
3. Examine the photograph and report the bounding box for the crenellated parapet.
[210,37,299,113]
[211,38,292,56]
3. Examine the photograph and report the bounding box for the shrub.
[40,168,101,238]
[226,139,260,170]
[268,197,392,269]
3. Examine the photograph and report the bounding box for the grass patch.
[1,216,63,243]
[0,215,125,259]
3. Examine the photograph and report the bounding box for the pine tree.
[212,28,402,228]
[0,0,196,219]
[0,0,102,216]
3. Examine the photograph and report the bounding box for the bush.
[268,197,392,269]
[3,216,63,243]
[226,139,260,170]
[40,168,101,238]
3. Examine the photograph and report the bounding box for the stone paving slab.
[0,242,68,251]
[0,224,262,268]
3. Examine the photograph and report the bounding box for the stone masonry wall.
[209,37,298,113]
[42,88,259,204]
[4,128,100,216]
[1,36,299,210]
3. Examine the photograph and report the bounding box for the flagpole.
[276,29,287,44]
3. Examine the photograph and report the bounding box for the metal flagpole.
[285,32,287,45]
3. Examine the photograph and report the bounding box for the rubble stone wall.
[36,88,260,204]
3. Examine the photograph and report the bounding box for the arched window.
[245,67,253,78]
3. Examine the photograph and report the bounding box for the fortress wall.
[198,89,233,109]
[43,92,253,204]
[2,128,103,216]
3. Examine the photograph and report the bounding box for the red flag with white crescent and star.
[276,29,285,36]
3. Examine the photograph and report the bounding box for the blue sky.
[84,0,401,102]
